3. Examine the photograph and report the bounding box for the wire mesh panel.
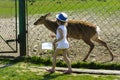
[27,0,120,63]
[0,0,18,53]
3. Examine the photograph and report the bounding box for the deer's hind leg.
[82,38,95,62]
[91,34,114,61]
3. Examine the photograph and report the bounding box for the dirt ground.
[0,12,120,63]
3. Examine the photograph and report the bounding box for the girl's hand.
[51,34,56,38]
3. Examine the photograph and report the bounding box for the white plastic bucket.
[42,42,53,50]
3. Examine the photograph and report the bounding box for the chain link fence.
[27,0,120,63]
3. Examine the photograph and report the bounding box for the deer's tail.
[96,26,101,35]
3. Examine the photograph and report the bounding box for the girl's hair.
[57,19,67,26]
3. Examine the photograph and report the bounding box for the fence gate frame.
[0,0,27,56]
[0,0,18,53]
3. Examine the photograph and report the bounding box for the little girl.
[47,12,72,74]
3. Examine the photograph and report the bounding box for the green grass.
[0,0,120,17]
[0,1,16,17]
[27,0,120,16]
[0,60,120,80]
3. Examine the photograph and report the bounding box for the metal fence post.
[18,0,26,56]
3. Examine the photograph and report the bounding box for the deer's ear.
[44,12,51,18]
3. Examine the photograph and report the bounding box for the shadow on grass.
[0,64,13,68]
[0,56,25,69]
[43,73,64,80]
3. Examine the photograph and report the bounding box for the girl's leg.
[62,49,72,74]
[48,49,60,73]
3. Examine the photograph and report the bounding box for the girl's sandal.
[46,69,55,73]
[63,70,72,74]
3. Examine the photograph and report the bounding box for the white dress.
[56,25,69,49]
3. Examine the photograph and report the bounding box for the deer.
[34,13,114,62]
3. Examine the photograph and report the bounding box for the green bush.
[1,56,120,70]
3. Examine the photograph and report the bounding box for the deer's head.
[34,13,51,25]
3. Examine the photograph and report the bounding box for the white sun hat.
[56,12,68,22]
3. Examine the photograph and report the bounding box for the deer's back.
[67,20,97,39]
